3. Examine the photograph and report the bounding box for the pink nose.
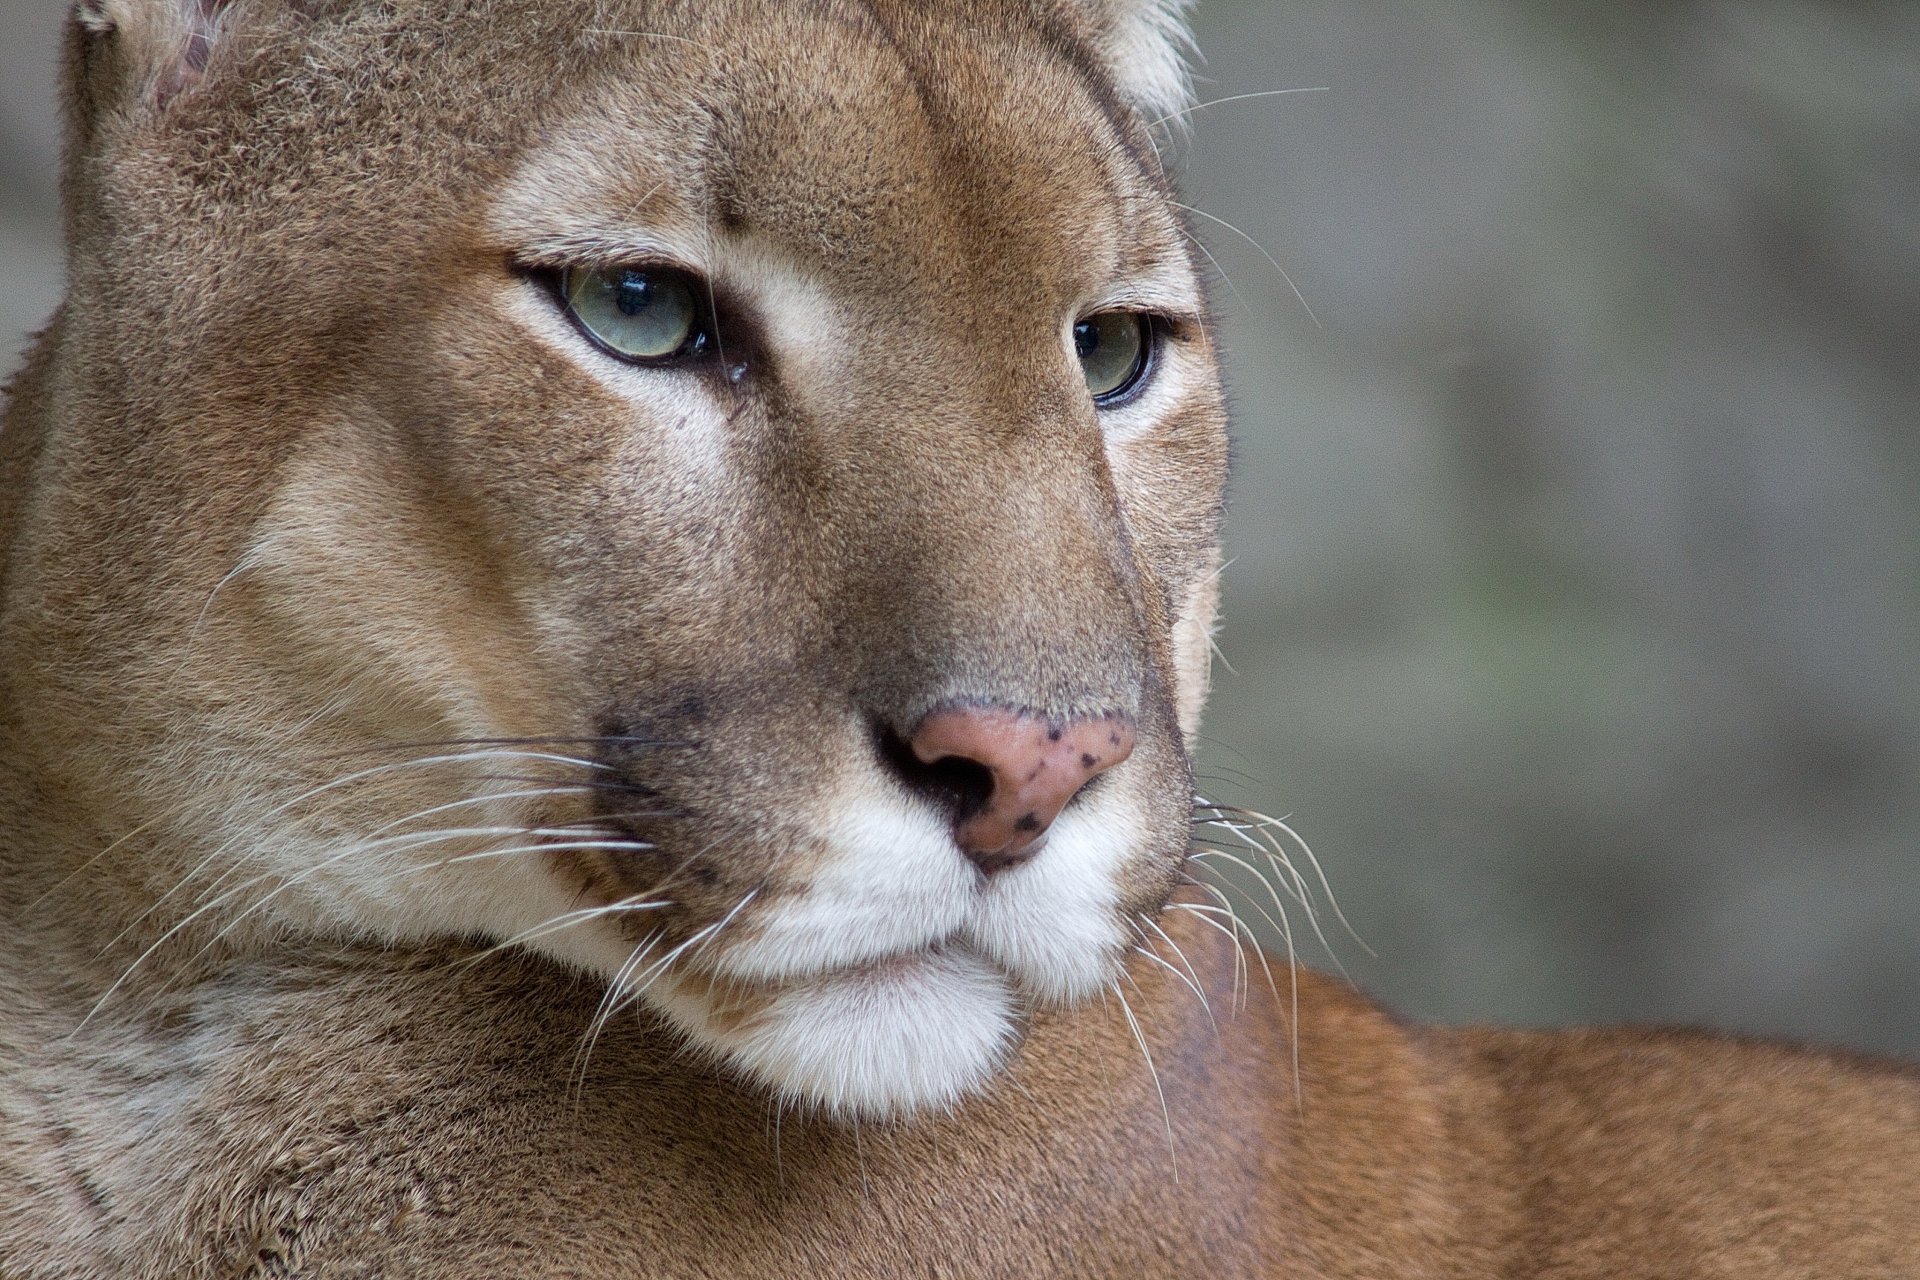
[909,706,1136,875]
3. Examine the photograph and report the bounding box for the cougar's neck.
[0,313,60,612]
[1,326,221,1007]
[0,318,74,920]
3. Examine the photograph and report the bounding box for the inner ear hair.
[71,0,238,113]
[1067,0,1197,129]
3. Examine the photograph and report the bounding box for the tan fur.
[3,0,1917,1275]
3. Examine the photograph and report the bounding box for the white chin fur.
[961,800,1132,1005]
[651,948,1018,1119]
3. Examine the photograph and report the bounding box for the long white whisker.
[1138,913,1214,1027]
[582,888,760,1082]
[621,888,759,1004]
[1189,873,1303,1104]
[574,933,665,1098]
[171,539,276,682]
[1179,227,1255,321]
[192,833,655,969]
[1184,878,1283,1007]
[409,835,654,867]
[469,897,676,958]
[1130,936,1215,1034]
[1212,805,1370,956]
[1193,824,1345,974]
[1111,979,1176,1178]
[1147,85,1330,131]
[360,785,608,841]
[1188,846,1305,928]
[85,816,649,1027]
[1172,201,1320,328]
[1166,899,1249,1014]
[114,749,616,945]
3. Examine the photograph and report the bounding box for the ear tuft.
[71,0,237,110]
[1075,0,1198,130]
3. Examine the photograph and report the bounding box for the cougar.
[2,0,1916,1274]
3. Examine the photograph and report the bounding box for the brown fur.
[3,0,1918,1275]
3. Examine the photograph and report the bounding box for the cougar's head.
[12,0,1226,1117]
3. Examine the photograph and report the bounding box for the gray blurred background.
[3,1,1917,1053]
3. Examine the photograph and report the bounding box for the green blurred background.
[3,1,1916,1051]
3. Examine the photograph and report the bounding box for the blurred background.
[3,1,1916,1052]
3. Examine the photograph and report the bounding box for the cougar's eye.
[561,265,710,363]
[1073,311,1151,404]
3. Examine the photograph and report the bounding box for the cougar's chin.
[649,948,1020,1119]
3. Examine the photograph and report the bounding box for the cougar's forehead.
[496,1,1191,312]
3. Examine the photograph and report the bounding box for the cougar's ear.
[1069,0,1197,129]
[66,0,237,125]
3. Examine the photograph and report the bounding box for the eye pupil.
[614,272,656,317]
[1074,321,1098,361]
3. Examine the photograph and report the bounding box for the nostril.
[874,724,996,824]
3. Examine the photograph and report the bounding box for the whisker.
[87,816,653,1025]
[1172,201,1320,328]
[576,888,760,1092]
[1129,930,1215,1036]
[1181,879,1283,1007]
[358,786,611,841]
[465,772,671,800]
[193,833,657,971]
[422,836,655,868]
[1146,85,1330,132]
[1187,846,1306,924]
[167,537,278,687]
[1184,875,1302,1104]
[325,736,686,759]
[1195,800,1369,957]
[1137,912,1214,1027]
[573,932,665,1100]
[1190,837,1342,976]
[1110,978,1177,1178]
[529,809,678,831]
[25,802,190,911]
[1206,804,1369,957]
[1165,899,1250,1015]
[463,896,677,959]
[620,888,759,1005]
[121,747,629,943]
[1178,226,1256,322]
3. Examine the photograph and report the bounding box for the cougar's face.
[52,0,1227,1117]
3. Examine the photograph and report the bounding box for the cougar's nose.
[908,705,1136,876]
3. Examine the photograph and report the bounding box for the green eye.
[1073,311,1151,403]
[561,265,708,362]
